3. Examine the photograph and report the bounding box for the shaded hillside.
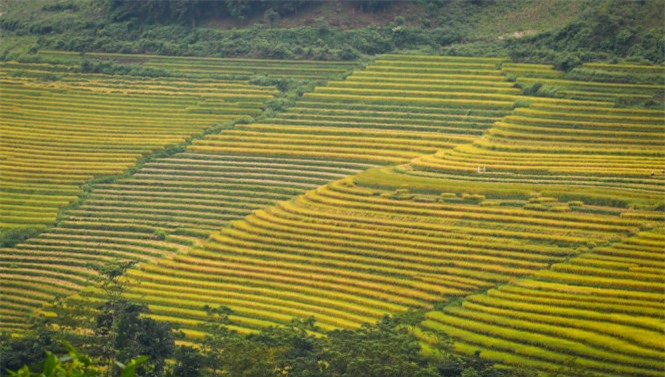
[1,0,663,66]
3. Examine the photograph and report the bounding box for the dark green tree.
[247,317,322,376]
[167,346,205,377]
[322,315,438,377]
[111,302,175,377]
[199,305,236,377]
[0,328,62,374]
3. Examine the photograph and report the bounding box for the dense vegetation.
[1,0,663,66]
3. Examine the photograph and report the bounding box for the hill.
[1,0,663,65]
[0,1,664,376]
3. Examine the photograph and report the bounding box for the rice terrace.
[0,0,663,376]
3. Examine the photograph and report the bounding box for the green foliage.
[357,0,398,12]
[7,308,540,377]
[80,59,171,77]
[0,227,47,248]
[0,329,62,373]
[111,303,175,377]
[152,230,167,241]
[3,0,662,67]
[107,0,313,25]
[546,357,597,377]
[5,342,147,377]
[167,346,204,377]
[507,0,665,68]
[323,315,438,377]
[7,343,98,377]
[199,305,235,377]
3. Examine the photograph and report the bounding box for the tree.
[168,346,204,377]
[5,341,148,377]
[111,302,175,377]
[89,261,136,375]
[199,305,235,377]
[247,317,322,376]
[90,261,175,377]
[357,0,397,12]
[322,315,438,377]
[0,328,62,373]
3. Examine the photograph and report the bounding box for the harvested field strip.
[233,124,477,143]
[321,183,638,229]
[264,118,489,134]
[325,80,521,94]
[38,51,357,80]
[513,107,663,124]
[280,108,499,124]
[516,76,664,91]
[286,194,615,243]
[293,101,511,116]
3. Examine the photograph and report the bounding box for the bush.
[152,230,167,241]
[0,227,46,247]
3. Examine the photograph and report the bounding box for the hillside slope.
[2,53,663,376]
[1,0,662,65]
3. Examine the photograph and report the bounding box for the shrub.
[152,230,167,241]
[0,227,46,247]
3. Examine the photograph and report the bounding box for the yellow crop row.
[168,252,444,303]
[210,224,543,284]
[326,80,520,94]
[472,137,665,156]
[249,205,569,259]
[427,311,663,376]
[345,75,515,88]
[529,102,663,115]
[497,283,665,314]
[582,62,665,72]
[517,76,664,91]
[315,86,520,102]
[503,115,664,131]
[303,92,514,108]
[445,305,664,362]
[488,127,657,146]
[136,278,387,319]
[224,217,555,270]
[462,299,663,352]
[127,292,365,330]
[300,190,618,244]
[277,197,594,247]
[324,182,637,229]
[127,271,406,316]
[513,107,663,124]
[136,261,427,307]
[474,289,665,332]
[209,130,460,150]
[188,145,414,164]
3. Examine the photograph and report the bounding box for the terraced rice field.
[408,63,665,201]
[1,55,664,376]
[116,176,649,337]
[0,61,278,230]
[421,229,665,376]
[1,54,518,333]
[39,51,358,81]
